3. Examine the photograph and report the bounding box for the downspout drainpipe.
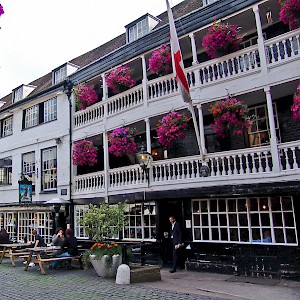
[64,79,74,229]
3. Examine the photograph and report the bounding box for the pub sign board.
[18,177,32,204]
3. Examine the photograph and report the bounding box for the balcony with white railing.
[72,140,300,197]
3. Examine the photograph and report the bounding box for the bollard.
[116,264,130,285]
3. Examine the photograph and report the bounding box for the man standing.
[169,216,183,273]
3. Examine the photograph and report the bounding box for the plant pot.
[90,254,122,278]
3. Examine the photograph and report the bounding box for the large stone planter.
[90,254,122,278]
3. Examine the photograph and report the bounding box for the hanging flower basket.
[209,98,251,138]
[149,44,172,76]
[278,0,300,30]
[202,21,242,59]
[72,140,98,166]
[156,111,190,148]
[0,4,4,16]
[291,82,300,121]
[105,66,136,95]
[108,127,137,157]
[73,83,98,110]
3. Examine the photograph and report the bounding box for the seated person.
[0,228,10,244]
[32,229,46,247]
[50,228,79,270]
[51,227,65,256]
[252,230,272,243]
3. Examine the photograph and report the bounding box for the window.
[123,202,156,241]
[22,152,35,192]
[128,19,147,42]
[74,205,89,239]
[248,103,280,147]
[41,147,57,191]
[54,67,67,84]
[23,97,57,129]
[192,196,298,245]
[44,97,57,122]
[1,116,13,137]
[13,87,23,102]
[204,0,219,5]
[0,157,12,185]
[0,212,17,241]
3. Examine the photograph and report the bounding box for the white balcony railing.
[73,141,300,195]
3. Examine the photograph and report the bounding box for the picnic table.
[24,246,83,275]
[0,243,33,267]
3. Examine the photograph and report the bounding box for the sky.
[0,0,184,98]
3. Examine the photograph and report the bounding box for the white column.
[253,5,268,73]
[197,104,207,155]
[141,55,148,108]
[264,87,280,172]
[103,130,110,196]
[189,33,199,65]
[145,117,151,154]
[101,73,108,101]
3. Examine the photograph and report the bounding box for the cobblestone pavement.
[0,261,227,300]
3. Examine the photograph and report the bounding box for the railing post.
[103,129,110,195]
[253,5,268,73]
[264,87,281,172]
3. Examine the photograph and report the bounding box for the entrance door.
[158,200,183,267]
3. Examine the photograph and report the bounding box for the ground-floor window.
[74,205,89,239]
[0,212,17,241]
[192,196,298,245]
[123,202,156,241]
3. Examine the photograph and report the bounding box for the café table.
[0,243,32,267]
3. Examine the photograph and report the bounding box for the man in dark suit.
[169,216,184,273]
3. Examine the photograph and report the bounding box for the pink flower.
[149,44,172,75]
[0,4,4,16]
[291,82,300,122]
[202,21,242,59]
[72,140,98,166]
[156,111,190,148]
[73,84,98,110]
[108,127,137,157]
[209,98,251,138]
[105,66,136,95]
[278,0,300,29]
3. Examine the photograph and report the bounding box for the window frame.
[74,205,90,239]
[1,116,13,137]
[22,152,36,192]
[128,18,148,43]
[54,66,67,85]
[41,147,57,191]
[0,157,12,185]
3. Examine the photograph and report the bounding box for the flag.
[166,0,191,103]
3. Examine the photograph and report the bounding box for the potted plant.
[291,82,300,121]
[81,203,126,278]
[108,127,138,157]
[105,66,136,95]
[202,21,242,59]
[149,44,172,76]
[209,97,251,138]
[72,140,98,166]
[73,83,99,110]
[156,111,190,148]
[278,0,300,30]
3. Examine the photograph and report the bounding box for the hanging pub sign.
[18,176,32,204]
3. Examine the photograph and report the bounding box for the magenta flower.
[209,98,251,138]
[202,21,242,59]
[156,111,190,148]
[108,127,137,157]
[278,0,300,30]
[149,44,172,76]
[72,140,98,166]
[105,66,136,95]
[0,4,4,16]
[73,83,98,110]
[291,82,300,122]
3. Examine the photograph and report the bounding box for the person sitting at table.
[49,228,79,270]
[0,228,10,244]
[51,227,65,256]
[32,229,46,247]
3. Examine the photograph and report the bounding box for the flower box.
[149,44,172,76]
[105,66,136,95]
[278,0,300,30]
[73,83,98,110]
[209,97,251,138]
[72,140,98,166]
[156,111,190,148]
[202,21,242,59]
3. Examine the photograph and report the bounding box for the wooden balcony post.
[101,73,108,101]
[189,33,199,65]
[141,55,148,108]
[103,129,110,194]
[145,117,152,154]
[197,104,207,155]
[264,87,280,172]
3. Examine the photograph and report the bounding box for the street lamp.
[136,147,153,186]
[44,198,70,229]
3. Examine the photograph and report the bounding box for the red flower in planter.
[209,98,251,138]
[72,140,98,166]
[291,82,300,122]
[278,0,300,30]
[108,127,137,157]
[0,4,4,16]
[73,83,98,110]
[202,21,242,59]
[149,44,172,76]
[156,111,190,148]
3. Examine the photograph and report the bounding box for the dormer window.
[52,62,79,85]
[125,14,160,43]
[13,87,23,102]
[12,84,36,103]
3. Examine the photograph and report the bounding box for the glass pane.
[202,214,208,226]
[270,197,281,211]
[260,214,270,226]
[282,197,292,211]
[238,199,247,212]
[230,228,239,241]
[228,200,236,212]
[202,228,209,240]
[151,228,156,239]
[193,201,200,213]
[250,214,259,226]
[210,201,217,212]
[272,213,283,227]
[220,228,228,241]
[229,214,237,226]
[239,214,248,226]
[240,228,249,242]
[284,212,294,227]
[211,214,218,226]
[259,198,269,211]
[249,198,258,211]
[219,200,226,212]
[219,214,227,226]
[144,228,149,239]
[212,228,219,240]
[274,228,284,243]
[286,229,296,243]
[194,215,200,226]
[252,228,261,241]
[201,201,208,213]
[194,228,201,240]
